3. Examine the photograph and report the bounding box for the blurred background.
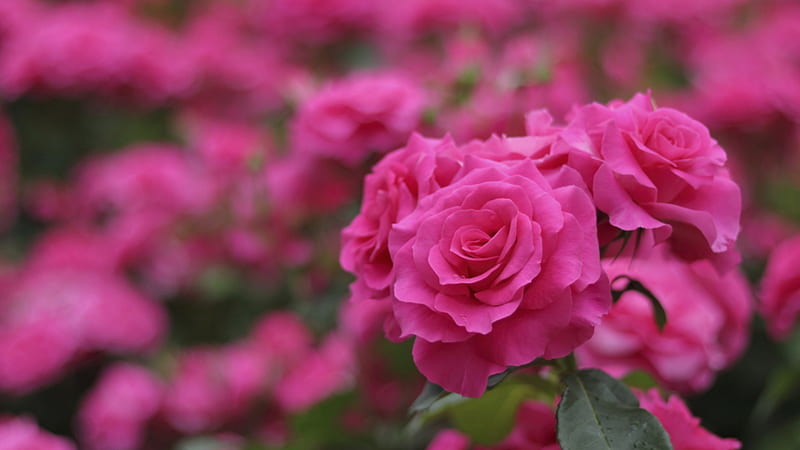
[1,0,800,448]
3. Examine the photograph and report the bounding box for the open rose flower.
[636,389,741,450]
[577,251,752,393]
[388,155,610,396]
[556,92,741,272]
[290,72,426,166]
[341,134,464,303]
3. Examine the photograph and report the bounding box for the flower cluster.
[1,0,797,448]
[342,92,744,396]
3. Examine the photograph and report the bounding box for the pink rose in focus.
[78,364,163,450]
[0,416,75,450]
[558,92,741,272]
[577,253,752,394]
[290,73,426,166]
[341,134,464,302]
[388,155,610,396]
[637,389,741,450]
[760,234,800,339]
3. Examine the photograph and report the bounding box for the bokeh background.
[1,0,800,448]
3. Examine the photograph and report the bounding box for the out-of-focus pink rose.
[73,144,214,264]
[180,3,285,117]
[78,364,163,450]
[251,0,376,45]
[248,312,314,370]
[274,333,354,413]
[0,228,166,394]
[760,234,800,339]
[740,212,796,260]
[0,3,190,105]
[290,73,426,166]
[0,318,76,394]
[0,416,75,450]
[266,154,359,215]
[161,350,237,434]
[388,154,610,396]
[558,92,741,272]
[637,389,741,450]
[341,134,464,302]
[577,253,752,394]
[427,429,469,450]
[379,0,525,40]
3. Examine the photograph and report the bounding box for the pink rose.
[760,234,800,339]
[341,134,464,301]
[558,92,741,272]
[0,416,75,450]
[637,389,741,450]
[388,155,610,396]
[78,364,162,450]
[577,252,752,393]
[290,73,426,166]
[427,429,469,450]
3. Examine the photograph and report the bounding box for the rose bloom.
[555,92,741,272]
[341,134,465,303]
[577,252,752,394]
[636,389,741,450]
[387,153,610,396]
[760,234,800,339]
[78,364,163,450]
[290,72,426,166]
[0,416,75,450]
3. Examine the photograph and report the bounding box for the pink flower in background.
[78,364,163,450]
[379,0,525,39]
[341,134,464,302]
[161,350,239,433]
[0,416,75,450]
[180,2,286,117]
[388,154,609,396]
[290,73,426,166]
[252,0,376,45]
[577,252,752,394]
[637,389,741,450]
[558,92,741,272]
[760,234,800,340]
[266,154,359,215]
[0,229,166,394]
[427,429,469,450]
[0,3,190,105]
[274,333,355,413]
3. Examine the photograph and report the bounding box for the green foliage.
[449,380,539,445]
[557,369,672,450]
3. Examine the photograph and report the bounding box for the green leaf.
[621,370,659,391]
[450,380,538,445]
[557,369,673,450]
[611,275,668,331]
